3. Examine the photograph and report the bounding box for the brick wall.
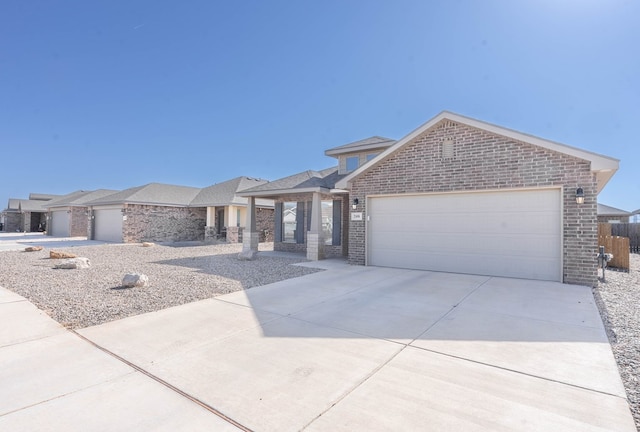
[3,212,21,232]
[273,194,347,258]
[348,120,598,286]
[122,205,206,243]
[597,215,629,223]
[70,207,89,237]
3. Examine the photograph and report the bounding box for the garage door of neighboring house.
[50,210,70,237]
[94,209,123,242]
[367,188,562,281]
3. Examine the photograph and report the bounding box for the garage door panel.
[368,189,561,281]
[94,209,123,242]
[372,233,560,259]
[50,211,70,237]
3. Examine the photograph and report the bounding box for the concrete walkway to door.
[0,260,635,431]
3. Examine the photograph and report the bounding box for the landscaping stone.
[50,250,77,259]
[54,257,91,269]
[122,273,149,288]
[24,246,43,252]
[142,242,155,247]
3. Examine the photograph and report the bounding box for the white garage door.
[94,209,123,242]
[368,189,562,281]
[50,211,70,237]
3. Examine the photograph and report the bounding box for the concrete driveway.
[0,260,635,431]
[0,232,107,251]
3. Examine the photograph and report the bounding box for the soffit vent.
[442,138,455,160]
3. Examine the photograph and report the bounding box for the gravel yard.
[593,253,640,430]
[0,242,321,329]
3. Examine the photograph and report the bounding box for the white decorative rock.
[54,257,91,269]
[142,242,155,247]
[122,273,149,288]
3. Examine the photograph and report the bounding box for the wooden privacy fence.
[611,223,640,253]
[598,235,630,270]
[598,223,630,271]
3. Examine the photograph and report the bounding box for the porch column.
[307,192,324,261]
[238,196,259,260]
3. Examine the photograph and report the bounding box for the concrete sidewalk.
[0,262,636,431]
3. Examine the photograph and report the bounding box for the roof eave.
[238,187,330,198]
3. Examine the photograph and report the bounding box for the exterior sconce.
[575,187,584,204]
[352,198,359,210]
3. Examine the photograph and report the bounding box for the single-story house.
[83,178,274,244]
[44,189,119,237]
[597,203,632,223]
[84,183,205,243]
[189,176,274,243]
[240,111,619,287]
[1,193,60,232]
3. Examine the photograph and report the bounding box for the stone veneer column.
[238,197,259,260]
[306,192,324,261]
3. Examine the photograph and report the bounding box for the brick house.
[84,179,274,244]
[1,193,60,232]
[44,189,118,237]
[240,111,619,287]
[190,176,274,243]
[597,203,631,223]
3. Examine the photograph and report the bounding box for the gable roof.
[44,189,120,208]
[597,203,631,217]
[324,136,396,157]
[85,183,201,207]
[238,167,347,197]
[190,177,273,207]
[335,111,619,193]
[18,199,49,212]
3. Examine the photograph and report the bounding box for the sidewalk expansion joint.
[70,330,254,432]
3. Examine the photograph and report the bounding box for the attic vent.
[442,138,455,159]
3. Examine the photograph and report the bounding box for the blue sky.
[1,1,638,212]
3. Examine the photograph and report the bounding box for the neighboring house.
[82,179,274,244]
[240,111,619,287]
[1,193,60,232]
[597,203,632,223]
[189,176,274,243]
[632,209,640,223]
[44,189,119,237]
[84,183,205,243]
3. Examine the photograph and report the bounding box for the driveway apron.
[1,260,635,431]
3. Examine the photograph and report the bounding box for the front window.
[346,156,359,172]
[322,201,333,245]
[283,202,297,242]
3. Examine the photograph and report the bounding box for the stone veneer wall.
[256,207,274,242]
[3,212,21,232]
[348,120,598,287]
[122,205,206,243]
[70,207,89,237]
[273,194,346,258]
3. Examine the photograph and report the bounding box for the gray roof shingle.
[597,203,631,217]
[190,177,272,207]
[85,183,202,207]
[239,167,346,196]
[324,136,396,157]
[45,189,120,208]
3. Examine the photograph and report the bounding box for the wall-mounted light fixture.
[352,198,359,210]
[575,187,584,204]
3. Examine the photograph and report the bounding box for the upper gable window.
[346,156,359,173]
